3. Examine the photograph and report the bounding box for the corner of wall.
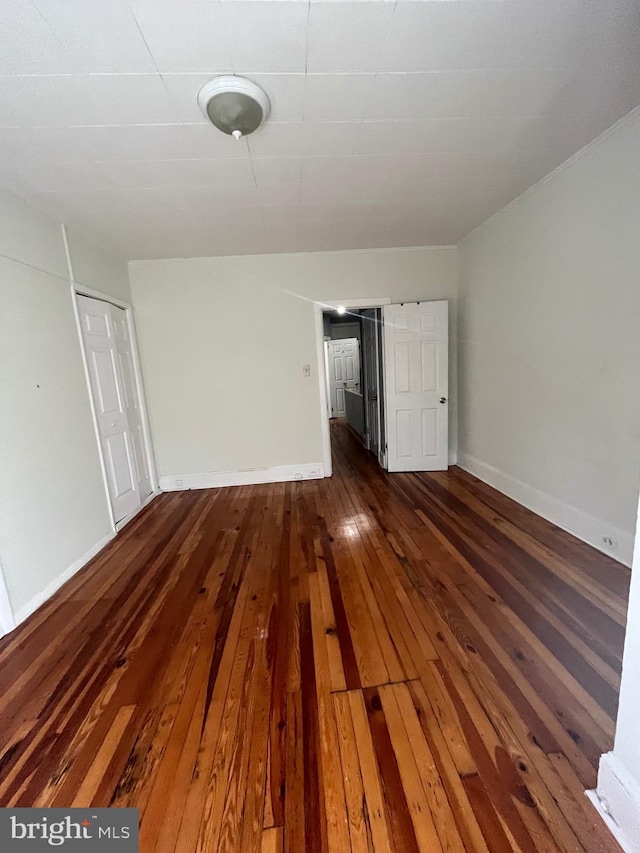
[0,559,16,638]
[588,752,640,853]
[65,226,131,303]
[0,190,127,632]
[12,532,115,629]
[457,452,635,566]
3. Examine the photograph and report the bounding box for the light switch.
[302,364,311,377]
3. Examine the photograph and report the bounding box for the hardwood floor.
[0,420,630,852]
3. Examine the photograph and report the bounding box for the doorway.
[315,298,450,477]
[76,293,155,527]
[317,299,389,475]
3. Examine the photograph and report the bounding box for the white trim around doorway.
[314,297,391,479]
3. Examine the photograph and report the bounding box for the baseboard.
[13,532,115,628]
[586,753,640,853]
[159,462,325,492]
[457,452,634,566]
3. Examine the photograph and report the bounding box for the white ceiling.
[1,0,639,260]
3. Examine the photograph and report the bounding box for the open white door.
[327,338,360,418]
[383,300,448,472]
[77,295,149,523]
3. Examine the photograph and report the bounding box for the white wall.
[66,227,132,303]
[330,321,361,341]
[0,187,131,623]
[592,492,640,852]
[615,501,640,781]
[457,109,640,565]
[129,247,458,485]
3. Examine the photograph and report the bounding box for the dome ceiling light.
[197,76,271,140]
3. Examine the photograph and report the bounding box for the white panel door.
[383,301,448,472]
[77,296,144,522]
[328,338,360,418]
[110,305,153,501]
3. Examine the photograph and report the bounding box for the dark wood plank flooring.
[0,420,630,851]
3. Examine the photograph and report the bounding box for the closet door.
[109,304,152,501]
[77,295,141,522]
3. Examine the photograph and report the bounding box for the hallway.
[0,420,629,851]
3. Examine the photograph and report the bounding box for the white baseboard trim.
[586,753,640,853]
[159,462,325,492]
[13,532,115,628]
[457,452,634,566]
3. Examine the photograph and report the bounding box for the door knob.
[440,397,447,404]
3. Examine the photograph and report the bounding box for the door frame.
[71,284,159,533]
[314,298,390,478]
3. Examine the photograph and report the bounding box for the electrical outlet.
[302,364,311,377]
[602,536,618,550]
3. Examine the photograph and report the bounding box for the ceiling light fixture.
[336,306,346,315]
[197,76,270,140]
